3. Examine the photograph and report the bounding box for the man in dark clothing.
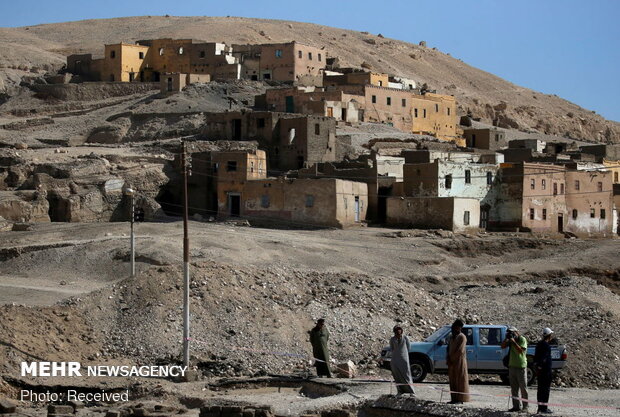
[309,319,332,378]
[534,327,554,414]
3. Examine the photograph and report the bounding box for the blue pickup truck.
[379,324,567,384]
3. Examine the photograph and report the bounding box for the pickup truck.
[379,324,567,385]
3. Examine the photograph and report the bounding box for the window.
[250,161,255,173]
[615,172,619,183]
[486,172,493,185]
[386,97,391,106]
[110,50,116,58]
[464,211,470,225]
[435,104,439,112]
[530,208,535,220]
[308,52,313,60]
[423,109,427,118]
[275,49,283,58]
[315,123,320,135]
[371,95,377,104]
[261,195,270,208]
[378,80,383,86]
[495,134,501,142]
[601,209,606,219]
[178,47,184,55]
[572,209,578,219]
[402,98,407,107]
[542,209,547,220]
[445,174,452,189]
[227,161,237,172]
[479,328,501,346]
[462,328,474,345]
[465,170,471,184]
[590,208,596,218]
[139,52,144,59]
[531,179,536,190]
[414,108,418,117]
[560,183,564,194]
[298,50,302,59]
[575,180,580,191]
[553,183,558,195]
[471,134,476,147]
[447,107,451,116]
[542,179,546,190]
[597,182,603,192]
[257,118,266,128]
[159,48,164,56]
[200,50,206,58]
[305,195,314,207]
[318,53,322,62]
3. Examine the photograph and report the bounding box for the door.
[232,119,242,140]
[285,96,295,113]
[129,72,135,82]
[477,327,506,370]
[228,193,241,217]
[327,107,333,117]
[480,206,489,229]
[167,77,173,92]
[354,196,360,222]
[557,214,564,233]
[433,327,476,370]
[341,108,347,121]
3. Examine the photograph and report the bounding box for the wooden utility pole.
[181,141,191,367]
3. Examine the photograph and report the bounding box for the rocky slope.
[0,16,618,143]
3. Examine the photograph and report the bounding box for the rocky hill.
[0,16,618,143]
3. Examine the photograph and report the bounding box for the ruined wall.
[0,190,50,222]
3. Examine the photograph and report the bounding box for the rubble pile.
[2,255,616,388]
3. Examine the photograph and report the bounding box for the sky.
[1,0,619,122]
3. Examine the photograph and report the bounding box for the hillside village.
[1,19,620,417]
[38,38,619,237]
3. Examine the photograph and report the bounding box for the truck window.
[479,328,502,345]
[443,327,474,345]
[462,327,474,345]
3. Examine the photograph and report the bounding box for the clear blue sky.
[1,0,619,122]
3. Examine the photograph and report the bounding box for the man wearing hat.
[534,328,555,414]
[501,326,529,412]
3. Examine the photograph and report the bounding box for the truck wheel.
[409,360,428,383]
[526,365,537,386]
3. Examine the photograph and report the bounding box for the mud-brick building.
[232,41,326,84]
[298,152,405,223]
[260,87,362,123]
[463,128,506,151]
[214,150,367,228]
[201,111,338,171]
[329,84,459,143]
[67,39,241,82]
[492,162,615,236]
[386,197,481,232]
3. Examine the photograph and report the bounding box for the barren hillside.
[1,16,618,143]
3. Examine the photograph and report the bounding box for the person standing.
[309,319,332,378]
[534,328,555,414]
[389,326,415,395]
[446,319,470,404]
[502,326,529,412]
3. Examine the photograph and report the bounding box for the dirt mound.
[431,236,561,257]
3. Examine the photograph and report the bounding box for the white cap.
[507,326,518,332]
[543,327,554,336]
